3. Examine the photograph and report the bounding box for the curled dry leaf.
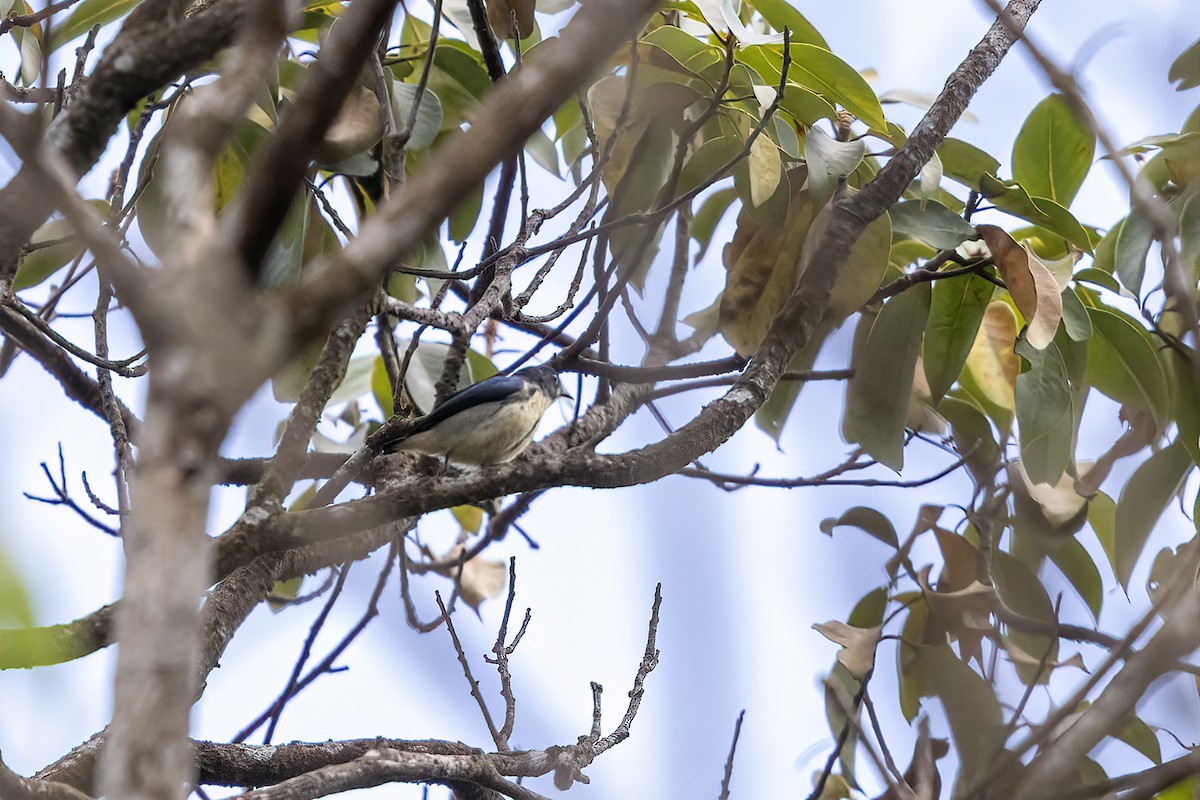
[1010,459,1089,533]
[437,545,507,612]
[487,0,536,39]
[975,224,1062,349]
[313,86,384,165]
[1002,637,1089,674]
[813,620,882,679]
[917,566,995,635]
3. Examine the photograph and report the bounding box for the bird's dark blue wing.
[404,374,528,436]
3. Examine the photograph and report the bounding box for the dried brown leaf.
[976,225,1062,349]
[813,620,882,679]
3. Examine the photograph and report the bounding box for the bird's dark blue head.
[513,364,567,400]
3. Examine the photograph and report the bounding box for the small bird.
[380,364,567,467]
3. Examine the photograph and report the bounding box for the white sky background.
[1,1,1198,798]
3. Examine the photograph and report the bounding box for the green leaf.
[463,348,498,382]
[740,44,885,132]
[1107,131,1200,159]
[1048,536,1103,621]
[823,662,863,789]
[979,175,1094,253]
[918,645,1006,792]
[993,550,1058,683]
[1087,490,1118,579]
[924,273,992,404]
[1014,337,1074,485]
[260,191,312,289]
[0,538,33,629]
[843,282,931,470]
[1180,192,1200,283]
[448,181,484,243]
[825,207,892,320]
[1074,267,1120,293]
[819,506,899,548]
[1157,777,1199,800]
[267,576,303,612]
[938,138,1000,191]
[746,134,783,208]
[50,0,141,50]
[678,136,743,197]
[641,25,726,81]
[371,355,394,419]
[323,355,376,408]
[1114,713,1162,765]
[524,126,561,177]
[691,187,739,260]
[1114,439,1192,589]
[1166,347,1200,465]
[13,219,82,292]
[1090,218,1122,274]
[427,44,491,127]
[1059,286,1092,342]
[849,588,889,628]
[1085,306,1170,426]
[1012,95,1095,208]
[896,599,928,721]
[1169,37,1200,91]
[754,321,833,440]
[889,200,976,250]
[745,0,828,48]
[10,16,40,84]
[777,82,837,126]
[940,396,1001,482]
[1113,208,1155,296]
[604,120,676,289]
[391,83,443,150]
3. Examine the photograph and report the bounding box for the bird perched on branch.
[378,364,567,467]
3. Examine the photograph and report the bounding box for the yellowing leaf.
[813,621,882,679]
[748,135,783,208]
[964,301,1019,412]
[452,504,483,534]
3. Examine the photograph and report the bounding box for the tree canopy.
[1,0,1200,799]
